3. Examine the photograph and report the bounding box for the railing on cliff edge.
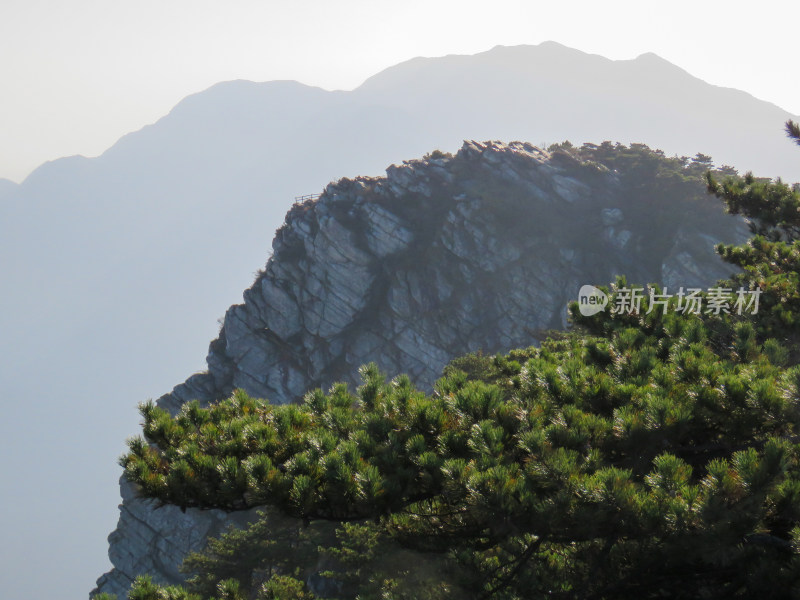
[294,193,321,203]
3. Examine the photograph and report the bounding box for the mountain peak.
[635,51,668,61]
[631,51,693,75]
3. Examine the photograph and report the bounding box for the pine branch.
[786,120,800,146]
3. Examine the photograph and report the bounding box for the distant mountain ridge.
[356,42,797,180]
[0,177,17,200]
[0,42,796,600]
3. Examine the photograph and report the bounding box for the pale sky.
[1,0,797,183]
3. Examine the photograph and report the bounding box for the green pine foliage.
[94,575,202,600]
[118,338,800,597]
[705,168,800,357]
[180,507,333,598]
[106,129,800,599]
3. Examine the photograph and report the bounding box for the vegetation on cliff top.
[98,131,800,599]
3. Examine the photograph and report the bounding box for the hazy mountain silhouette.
[0,178,16,200]
[0,42,797,600]
[356,42,797,179]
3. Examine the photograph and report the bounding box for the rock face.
[95,140,748,597]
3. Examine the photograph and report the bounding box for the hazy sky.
[1,0,798,183]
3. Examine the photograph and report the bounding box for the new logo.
[577,285,609,316]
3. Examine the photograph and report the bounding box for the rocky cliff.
[95,140,748,597]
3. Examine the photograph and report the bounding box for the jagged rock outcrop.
[95,140,748,597]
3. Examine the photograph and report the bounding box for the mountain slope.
[95,140,748,596]
[0,177,17,199]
